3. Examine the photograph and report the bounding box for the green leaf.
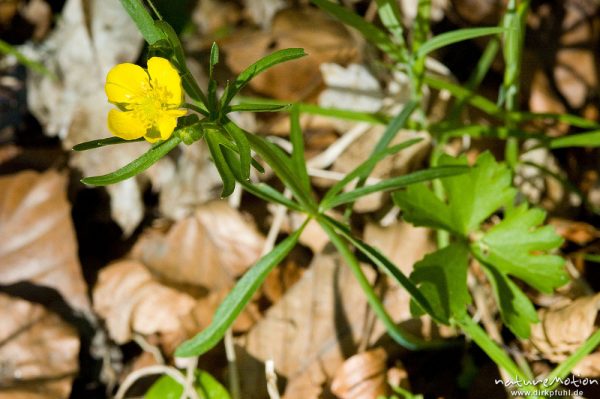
[374,0,407,51]
[322,215,442,324]
[205,130,236,197]
[119,0,166,44]
[442,152,516,235]
[550,131,600,149]
[223,120,251,181]
[394,152,515,236]
[471,204,568,294]
[245,132,317,212]
[239,182,303,212]
[145,370,231,399]
[481,265,538,339]
[208,42,220,109]
[417,27,505,58]
[323,165,468,210]
[72,137,145,151]
[409,243,471,323]
[0,39,56,79]
[220,48,307,108]
[81,135,181,186]
[311,0,405,63]
[175,222,307,357]
[289,104,311,194]
[227,103,291,113]
[393,183,456,234]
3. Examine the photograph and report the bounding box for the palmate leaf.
[409,243,471,323]
[145,370,231,399]
[394,151,515,236]
[471,204,568,294]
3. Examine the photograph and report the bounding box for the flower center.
[128,83,176,129]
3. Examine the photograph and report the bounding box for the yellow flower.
[105,57,187,143]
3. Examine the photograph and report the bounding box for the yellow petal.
[147,57,183,106]
[156,113,179,141]
[105,63,150,105]
[107,109,147,140]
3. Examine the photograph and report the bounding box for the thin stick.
[114,365,198,399]
[265,360,281,399]
[224,328,241,399]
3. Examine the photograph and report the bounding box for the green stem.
[545,328,600,391]
[456,315,536,394]
[318,217,446,350]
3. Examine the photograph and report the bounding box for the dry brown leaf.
[0,293,80,399]
[549,218,600,246]
[364,221,435,276]
[331,348,389,399]
[527,293,600,376]
[93,260,197,344]
[27,0,147,235]
[132,201,265,287]
[222,7,358,100]
[0,170,90,312]
[237,248,412,399]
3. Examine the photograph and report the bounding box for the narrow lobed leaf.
[72,137,145,151]
[81,135,181,186]
[175,222,307,357]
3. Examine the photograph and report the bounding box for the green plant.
[75,0,600,398]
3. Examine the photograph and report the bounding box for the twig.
[307,123,371,169]
[180,357,198,399]
[265,359,281,399]
[133,333,165,365]
[224,328,241,399]
[114,365,198,399]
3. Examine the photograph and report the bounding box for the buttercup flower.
[105,57,187,143]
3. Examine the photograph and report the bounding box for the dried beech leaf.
[331,348,389,399]
[222,7,358,100]
[0,293,80,399]
[237,249,412,399]
[26,0,147,235]
[0,170,90,312]
[527,293,600,375]
[133,201,265,287]
[93,260,197,344]
[364,222,435,276]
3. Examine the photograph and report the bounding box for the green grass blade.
[311,0,405,63]
[322,215,443,324]
[239,182,303,212]
[321,138,422,207]
[227,103,291,113]
[0,39,55,79]
[245,132,317,212]
[72,137,145,151]
[549,131,600,149]
[289,104,311,193]
[220,48,306,108]
[175,221,307,357]
[206,130,236,197]
[374,0,408,54]
[417,27,505,58]
[119,0,165,44]
[81,135,181,186]
[324,165,468,209]
[223,121,251,181]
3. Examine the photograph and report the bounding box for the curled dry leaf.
[549,218,599,246]
[93,260,197,344]
[0,293,80,399]
[0,170,90,312]
[331,348,389,399]
[527,293,600,376]
[132,200,265,287]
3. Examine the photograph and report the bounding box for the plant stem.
[456,315,536,394]
[318,217,446,350]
